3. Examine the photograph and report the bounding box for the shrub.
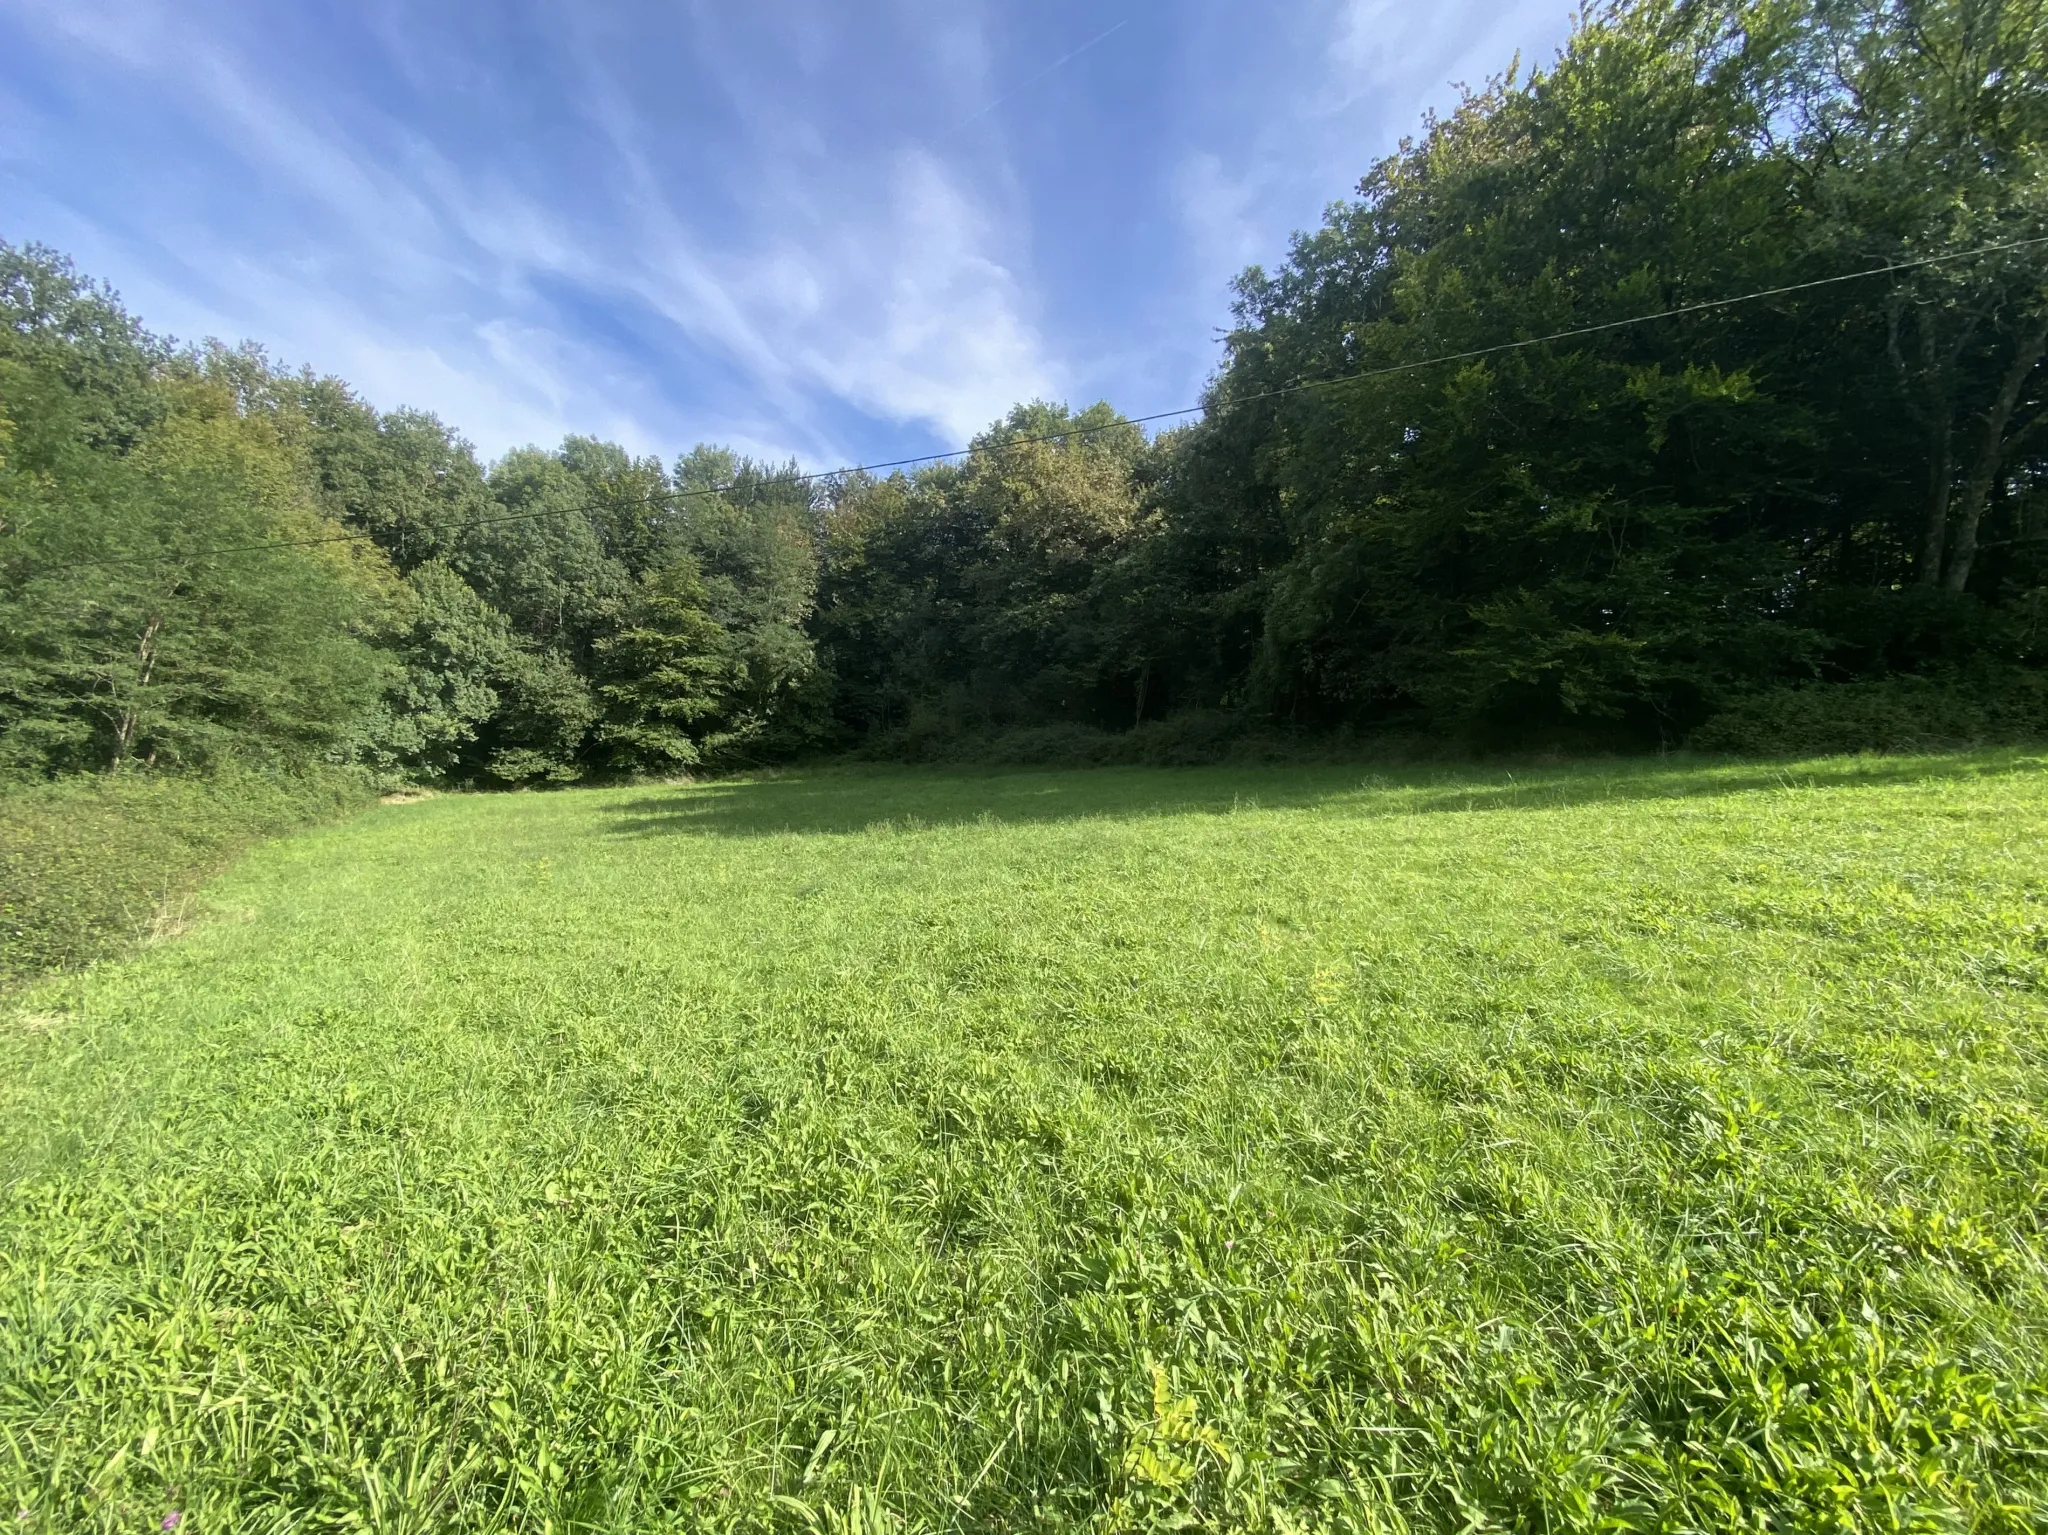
[1690,670,2048,756]
[0,765,372,987]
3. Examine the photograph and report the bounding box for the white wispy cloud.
[1174,151,1268,290]
[556,31,1060,447]
[1172,0,1576,298]
[5,0,1577,462]
[1334,0,1561,99]
[4,0,1061,462]
[791,151,1060,441]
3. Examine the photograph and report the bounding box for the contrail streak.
[942,18,1131,138]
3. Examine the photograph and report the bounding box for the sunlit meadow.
[5,755,2047,1531]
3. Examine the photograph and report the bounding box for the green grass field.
[5,755,2047,1532]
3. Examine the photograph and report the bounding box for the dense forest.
[5,0,2047,786]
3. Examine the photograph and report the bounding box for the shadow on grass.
[602,750,2039,841]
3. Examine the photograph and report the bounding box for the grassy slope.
[0,768,373,988]
[3,755,2046,1532]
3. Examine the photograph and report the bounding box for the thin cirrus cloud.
[1165,0,1578,347]
[0,0,1577,466]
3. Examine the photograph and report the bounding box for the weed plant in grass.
[3,754,2047,1531]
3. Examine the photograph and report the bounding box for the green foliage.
[356,561,528,783]
[592,559,732,772]
[1807,0,2048,595]
[799,0,2048,757]
[458,448,630,657]
[11,6,2048,1524]
[1,250,396,776]
[0,764,369,987]
[1159,0,1835,732]
[0,375,395,774]
[469,648,599,786]
[15,0,2048,789]
[0,242,834,787]
[815,402,1155,740]
[671,449,822,748]
[294,386,495,574]
[1693,667,2048,753]
[0,243,164,455]
[4,754,2047,1527]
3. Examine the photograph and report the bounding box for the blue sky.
[1,0,1578,468]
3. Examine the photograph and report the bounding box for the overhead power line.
[29,231,2048,576]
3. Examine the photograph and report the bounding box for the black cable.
[27,231,2048,576]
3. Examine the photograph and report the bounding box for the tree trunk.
[1894,302,1972,587]
[1944,310,2048,594]
[1920,429,1954,585]
[1133,660,1151,729]
[110,613,164,769]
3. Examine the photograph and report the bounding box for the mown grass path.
[5,756,2047,1532]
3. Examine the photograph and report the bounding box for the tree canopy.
[5,0,2046,779]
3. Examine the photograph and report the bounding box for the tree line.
[4,0,2046,784]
